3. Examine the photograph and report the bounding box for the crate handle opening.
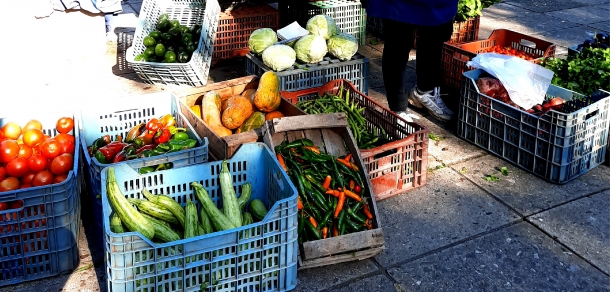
[519,39,536,49]
[585,109,599,121]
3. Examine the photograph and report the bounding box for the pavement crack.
[524,187,610,218]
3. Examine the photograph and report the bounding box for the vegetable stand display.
[101,143,298,292]
[282,79,429,201]
[458,69,610,184]
[0,112,80,287]
[262,113,385,269]
[80,92,208,247]
[175,75,306,160]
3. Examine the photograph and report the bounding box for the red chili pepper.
[332,224,339,237]
[134,130,154,148]
[309,217,318,228]
[322,175,331,190]
[349,180,355,190]
[362,202,373,220]
[334,192,346,218]
[136,144,156,155]
[337,158,359,171]
[146,118,162,132]
[325,190,341,197]
[303,146,320,155]
[345,153,352,162]
[97,142,128,162]
[322,227,328,239]
[277,154,288,171]
[297,196,303,210]
[343,189,362,202]
[154,128,171,144]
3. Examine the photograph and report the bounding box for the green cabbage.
[248,28,278,55]
[327,33,358,61]
[306,15,338,40]
[294,35,328,64]
[262,45,296,71]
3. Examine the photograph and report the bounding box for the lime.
[177,52,190,63]
[155,43,166,57]
[149,31,161,40]
[135,54,148,61]
[181,33,193,44]
[144,47,155,57]
[157,19,170,32]
[161,33,173,43]
[179,25,190,35]
[159,14,169,22]
[164,51,177,63]
[143,36,156,47]
[170,20,180,29]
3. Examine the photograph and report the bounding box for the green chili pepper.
[347,205,367,224]
[284,138,314,149]
[139,166,156,174]
[345,217,362,232]
[94,151,107,164]
[304,203,322,221]
[291,174,305,197]
[332,160,345,188]
[155,162,173,171]
[298,215,306,236]
[305,220,321,240]
[318,210,333,229]
[305,174,327,194]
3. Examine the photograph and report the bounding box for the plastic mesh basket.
[457,69,609,184]
[126,0,221,86]
[101,143,298,292]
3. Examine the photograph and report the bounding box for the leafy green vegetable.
[540,48,610,95]
[483,174,500,182]
[455,0,501,22]
[429,133,444,141]
[248,28,278,55]
[500,166,510,176]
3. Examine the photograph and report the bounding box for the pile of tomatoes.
[481,45,537,60]
[0,117,76,192]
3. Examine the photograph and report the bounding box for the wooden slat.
[270,113,348,133]
[298,247,385,270]
[174,76,257,106]
[302,229,384,260]
[303,129,325,150]
[286,130,305,143]
[320,128,347,157]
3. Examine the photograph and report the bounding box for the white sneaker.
[409,86,454,122]
[407,87,425,109]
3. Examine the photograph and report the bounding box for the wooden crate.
[174,76,306,160]
[262,113,385,269]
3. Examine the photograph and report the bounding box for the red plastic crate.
[442,29,557,90]
[281,79,429,201]
[415,16,480,49]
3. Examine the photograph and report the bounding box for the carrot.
[349,180,355,190]
[322,227,328,239]
[337,158,359,171]
[345,153,352,162]
[333,224,339,237]
[363,202,373,219]
[322,175,332,190]
[304,146,320,155]
[343,189,362,202]
[325,190,341,197]
[309,216,318,228]
[277,153,288,171]
[297,196,303,210]
[334,192,346,218]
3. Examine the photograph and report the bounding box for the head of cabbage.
[248,28,278,55]
[294,34,328,64]
[306,15,338,40]
[327,33,358,61]
[262,45,296,71]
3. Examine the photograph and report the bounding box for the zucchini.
[128,198,180,225]
[237,183,252,211]
[199,208,214,234]
[140,213,182,243]
[192,182,236,231]
[142,189,186,228]
[184,200,197,239]
[249,199,268,221]
[106,167,155,240]
[219,160,242,227]
[242,212,253,226]
[110,213,125,233]
[197,224,205,236]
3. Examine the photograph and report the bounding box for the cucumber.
[142,189,186,228]
[140,213,182,243]
[197,224,205,236]
[110,212,125,233]
[242,212,253,226]
[237,183,252,211]
[128,198,180,225]
[191,182,236,231]
[106,167,155,240]
[184,200,197,239]
[249,199,268,221]
[219,160,242,227]
[199,208,214,234]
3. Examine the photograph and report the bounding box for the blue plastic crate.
[101,143,298,292]
[0,112,80,287]
[79,92,209,247]
[457,69,610,184]
[246,52,369,94]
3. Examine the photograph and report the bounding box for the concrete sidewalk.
[3,0,610,291]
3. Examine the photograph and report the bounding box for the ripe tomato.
[10,201,23,209]
[0,131,3,140]
[0,177,20,192]
[0,202,7,211]
[0,166,6,181]
[53,174,68,184]
[32,171,53,187]
[22,129,45,147]
[21,173,35,185]
[18,145,33,159]
[39,139,61,159]
[0,140,20,163]
[23,120,43,132]
[28,154,48,173]
[1,122,22,140]
[54,133,75,144]
[58,140,75,155]
[56,117,74,134]
[6,158,29,178]
[50,153,73,175]
[20,183,31,189]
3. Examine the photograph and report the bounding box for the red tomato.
[23,120,43,132]
[58,140,75,155]
[22,129,45,148]
[0,177,20,192]
[18,145,33,159]
[21,173,35,185]
[6,158,29,178]
[20,183,31,189]
[54,133,75,144]
[50,153,73,175]
[39,139,62,159]
[10,201,23,209]
[56,117,74,134]
[0,140,20,163]
[0,166,5,181]
[32,171,53,187]
[0,202,7,211]
[28,154,48,173]
[53,174,68,184]
[1,122,22,140]
[0,131,3,140]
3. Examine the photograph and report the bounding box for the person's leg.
[382,19,414,112]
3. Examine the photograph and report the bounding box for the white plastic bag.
[467,53,554,109]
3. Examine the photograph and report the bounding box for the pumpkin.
[221,94,240,113]
[265,111,284,121]
[253,71,281,113]
[221,96,254,129]
[236,112,266,134]
[201,91,232,137]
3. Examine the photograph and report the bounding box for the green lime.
[179,25,190,35]
[143,36,156,47]
[149,31,161,40]
[157,19,170,32]
[159,14,169,22]
[178,52,190,63]
[170,20,180,29]
[165,51,177,63]
[182,33,193,44]
[135,54,148,61]
[155,43,166,57]
[161,33,173,43]
[144,47,155,57]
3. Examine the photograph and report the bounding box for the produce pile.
[295,86,389,149]
[134,13,203,63]
[541,47,610,95]
[248,15,359,71]
[106,160,268,244]
[87,114,196,173]
[191,71,286,137]
[274,138,375,243]
[480,45,537,60]
[0,117,76,192]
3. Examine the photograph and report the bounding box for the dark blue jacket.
[367,0,459,26]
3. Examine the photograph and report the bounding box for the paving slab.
[374,167,520,267]
[545,6,610,25]
[592,3,610,10]
[480,3,535,18]
[478,13,581,36]
[368,59,417,90]
[503,0,588,13]
[331,274,398,292]
[387,222,610,292]
[529,190,610,274]
[292,260,379,292]
[588,20,610,32]
[357,44,383,60]
[453,155,610,216]
[532,25,606,49]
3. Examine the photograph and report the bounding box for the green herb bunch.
[541,48,610,95]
